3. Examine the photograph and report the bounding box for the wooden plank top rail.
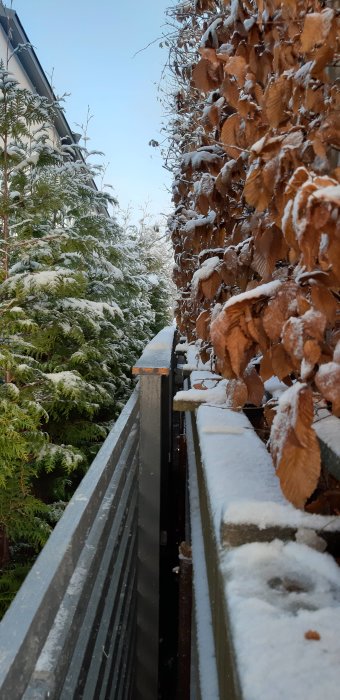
[132,326,176,376]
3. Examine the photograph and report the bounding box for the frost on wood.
[165,0,340,508]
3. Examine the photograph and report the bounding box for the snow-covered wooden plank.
[132,326,176,376]
[195,404,340,548]
[174,372,227,411]
[174,341,212,373]
[220,540,340,700]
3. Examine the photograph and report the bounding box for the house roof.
[0,4,80,146]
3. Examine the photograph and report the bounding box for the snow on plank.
[195,404,340,548]
[174,371,227,411]
[221,540,340,700]
[132,326,176,376]
[175,341,213,375]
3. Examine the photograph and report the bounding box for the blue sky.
[12,0,173,225]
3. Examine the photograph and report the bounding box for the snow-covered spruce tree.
[0,63,137,555]
[119,216,174,336]
[0,65,57,557]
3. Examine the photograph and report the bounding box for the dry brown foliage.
[167,0,340,509]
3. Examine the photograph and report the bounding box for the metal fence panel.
[0,387,139,700]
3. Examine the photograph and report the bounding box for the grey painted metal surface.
[186,409,220,700]
[314,410,340,482]
[136,375,163,700]
[0,387,139,700]
[135,325,176,700]
[185,407,242,700]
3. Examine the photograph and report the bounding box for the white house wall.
[0,23,63,148]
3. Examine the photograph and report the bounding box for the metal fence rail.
[0,386,139,700]
[133,325,176,700]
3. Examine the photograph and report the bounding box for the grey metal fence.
[132,326,176,700]
[0,387,139,700]
[0,326,176,700]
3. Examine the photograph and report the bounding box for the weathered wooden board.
[132,326,176,376]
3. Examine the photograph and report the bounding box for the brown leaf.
[262,305,285,344]
[227,325,251,376]
[211,312,228,362]
[201,270,221,300]
[282,310,326,364]
[305,86,326,114]
[264,76,291,128]
[276,429,320,509]
[304,630,321,641]
[326,236,340,280]
[221,113,242,159]
[192,58,221,92]
[260,351,274,382]
[303,339,321,366]
[271,384,321,508]
[221,76,240,109]
[226,378,248,408]
[244,165,271,211]
[300,9,335,53]
[282,317,304,363]
[196,309,210,341]
[264,400,277,429]
[253,226,288,280]
[270,344,294,380]
[198,47,220,65]
[212,284,282,376]
[247,316,264,346]
[244,365,264,406]
[262,282,300,343]
[303,310,327,341]
[217,352,235,379]
[224,55,247,86]
[284,166,310,202]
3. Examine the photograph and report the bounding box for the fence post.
[132,326,176,700]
